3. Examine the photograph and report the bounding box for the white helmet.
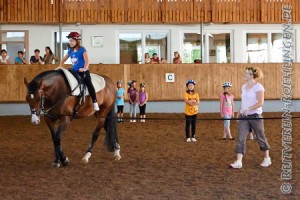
[223,82,232,87]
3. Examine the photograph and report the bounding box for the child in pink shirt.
[220,82,235,140]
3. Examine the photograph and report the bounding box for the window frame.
[0,30,29,64]
[243,30,296,63]
[117,30,170,64]
[181,29,233,63]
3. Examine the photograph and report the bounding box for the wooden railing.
[0,0,299,24]
[0,63,299,102]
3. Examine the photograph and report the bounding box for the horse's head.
[24,77,44,125]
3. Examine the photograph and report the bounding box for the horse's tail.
[104,107,119,152]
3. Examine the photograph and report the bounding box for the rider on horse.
[60,32,100,111]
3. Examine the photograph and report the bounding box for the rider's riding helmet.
[66,32,82,40]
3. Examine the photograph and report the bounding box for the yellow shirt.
[184,91,199,115]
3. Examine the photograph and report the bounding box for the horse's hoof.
[81,152,92,164]
[52,162,61,168]
[81,158,89,164]
[115,155,121,160]
[61,157,70,166]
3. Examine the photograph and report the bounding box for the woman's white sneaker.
[191,138,197,142]
[186,138,191,142]
[260,157,272,167]
[229,160,242,169]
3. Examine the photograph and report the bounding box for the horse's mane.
[28,70,63,93]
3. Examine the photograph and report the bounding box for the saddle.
[56,67,106,117]
[67,69,86,105]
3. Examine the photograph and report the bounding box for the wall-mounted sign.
[91,36,103,47]
[165,73,175,82]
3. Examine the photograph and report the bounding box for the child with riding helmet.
[184,79,199,142]
[60,32,100,111]
[127,80,138,122]
[138,83,148,122]
[220,82,235,140]
[116,80,125,123]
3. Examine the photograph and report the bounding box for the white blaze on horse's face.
[31,113,40,125]
[26,92,41,125]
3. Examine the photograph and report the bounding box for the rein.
[37,84,80,119]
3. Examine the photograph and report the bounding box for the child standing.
[184,79,199,142]
[127,80,138,122]
[220,82,235,140]
[138,83,148,122]
[116,80,125,123]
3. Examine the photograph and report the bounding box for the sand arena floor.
[0,113,298,199]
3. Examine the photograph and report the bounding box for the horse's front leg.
[46,116,70,167]
[82,117,105,163]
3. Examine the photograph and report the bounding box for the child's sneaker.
[229,160,242,169]
[191,138,197,142]
[93,102,100,111]
[260,157,272,167]
[132,119,136,122]
[186,138,191,142]
[130,120,133,122]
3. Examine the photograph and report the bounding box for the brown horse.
[24,69,121,167]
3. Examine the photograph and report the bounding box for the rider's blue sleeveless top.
[68,47,88,72]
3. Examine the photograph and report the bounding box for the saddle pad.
[56,67,106,96]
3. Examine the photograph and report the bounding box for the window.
[183,33,201,63]
[118,32,169,64]
[208,33,231,63]
[271,33,283,62]
[119,33,142,64]
[246,33,268,63]
[246,32,283,63]
[0,31,28,64]
[145,33,168,62]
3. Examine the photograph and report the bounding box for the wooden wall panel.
[1,63,299,102]
[0,0,299,24]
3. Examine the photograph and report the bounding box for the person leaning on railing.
[44,46,58,64]
[15,51,27,64]
[144,53,151,64]
[150,53,160,64]
[173,51,182,64]
[0,49,10,64]
[30,49,44,65]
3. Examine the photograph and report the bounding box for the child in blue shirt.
[116,80,125,122]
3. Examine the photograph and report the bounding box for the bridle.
[28,84,80,120]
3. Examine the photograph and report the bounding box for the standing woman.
[144,53,151,64]
[230,67,271,169]
[44,46,58,64]
[173,51,182,64]
[60,32,100,111]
